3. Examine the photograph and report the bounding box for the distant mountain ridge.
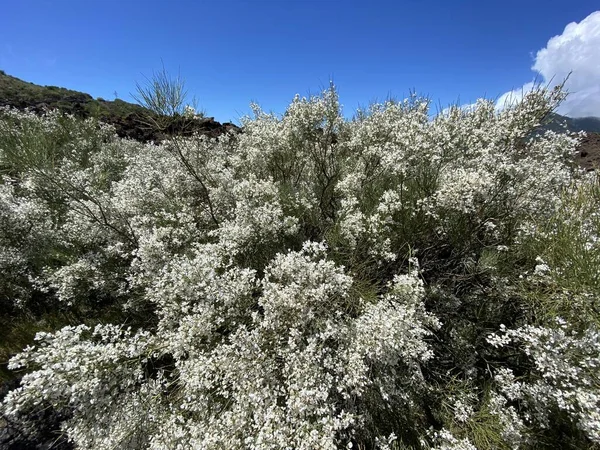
[0,70,239,141]
[542,112,600,133]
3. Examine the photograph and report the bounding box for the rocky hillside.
[575,132,600,169]
[0,70,240,142]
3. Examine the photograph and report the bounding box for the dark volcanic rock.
[125,115,242,143]
[576,132,600,170]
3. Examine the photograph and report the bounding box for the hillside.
[0,70,239,141]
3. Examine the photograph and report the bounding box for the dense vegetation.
[0,81,599,449]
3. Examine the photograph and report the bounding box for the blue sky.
[2,0,600,123]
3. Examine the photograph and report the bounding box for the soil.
[575,132,600,170]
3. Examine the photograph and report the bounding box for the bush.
[0,82,598,449]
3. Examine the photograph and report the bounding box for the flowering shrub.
[1,84,598,449]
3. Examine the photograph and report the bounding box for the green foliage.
[131,65,205,135]
[132,65,189,118]
[516,174,600,328]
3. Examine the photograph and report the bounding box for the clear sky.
[2,0,600,123]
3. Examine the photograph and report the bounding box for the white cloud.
[495,82,535,111]
[497,11,600,117]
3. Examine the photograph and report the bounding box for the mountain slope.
[0,70,239,141]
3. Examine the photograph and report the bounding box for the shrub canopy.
[0,85,599,449]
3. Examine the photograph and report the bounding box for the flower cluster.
[488,321,600,444]
[0,84,596,449]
